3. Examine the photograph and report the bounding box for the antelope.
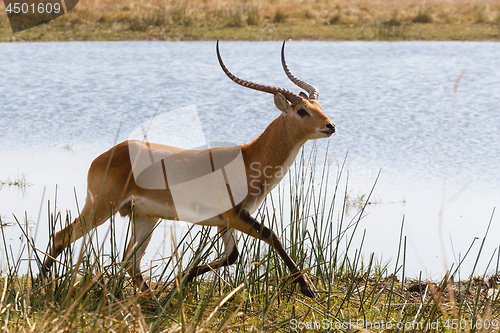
[42,41,335,298]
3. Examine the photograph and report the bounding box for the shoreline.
[2,23,499,42]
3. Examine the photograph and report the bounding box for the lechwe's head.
[217,41,335,142]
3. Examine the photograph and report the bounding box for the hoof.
[301,287,315,298]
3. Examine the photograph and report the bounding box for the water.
[0,41,499,279]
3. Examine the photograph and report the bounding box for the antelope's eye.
[297,108,309,118]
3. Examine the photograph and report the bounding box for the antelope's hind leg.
[123,213,159,292]
[42,199,112,275]
[183,226,238,283]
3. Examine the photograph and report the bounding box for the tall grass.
[60,0,500,29]
[0,146,498,332]
[2,0,500,41]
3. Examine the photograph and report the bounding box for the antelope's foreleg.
[230,210,315,298]
[183,226,238,283]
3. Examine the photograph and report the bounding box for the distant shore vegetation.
[1,0,500,41]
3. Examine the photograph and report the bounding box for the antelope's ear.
[274,93,293,116]
[299,92,308,99]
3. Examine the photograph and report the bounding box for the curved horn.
[217,41,304,105]
[281,41,319,100]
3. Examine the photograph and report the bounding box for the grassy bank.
[1,0,500,41]
[0,149,499,332]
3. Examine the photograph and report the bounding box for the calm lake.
[0,41,499,279]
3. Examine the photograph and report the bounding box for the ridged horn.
[281,41,319,100]
[216,41,304,106]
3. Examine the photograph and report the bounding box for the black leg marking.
[239,210,315,298]
[183,227,239,283]
[184,245,239,282]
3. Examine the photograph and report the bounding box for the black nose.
[326,123,336,133]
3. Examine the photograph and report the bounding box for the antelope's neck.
[242,115,306,197]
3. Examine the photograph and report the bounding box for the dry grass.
[0,0,500,41]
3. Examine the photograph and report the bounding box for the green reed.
[0,145,498,332]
